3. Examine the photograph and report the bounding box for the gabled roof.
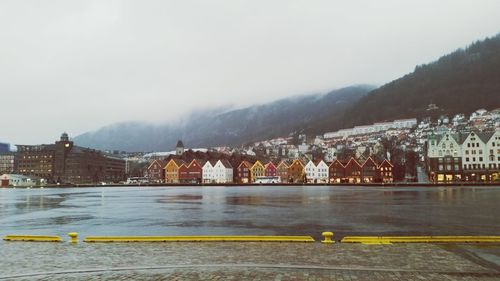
[202,160,217,168]
[362,156,377,167]
[304,160,315,167]
[264,161,276,169]
[378,159,394,168]
[344,157,362,168]
[251,160,265,169]
[290,159,304,167]
[219,159,233,168]
[277,160,291,168]
[164,158,185,169]
[238,160,252,168]
[329,159,345,168]
[476,131,495,143]
[147,159,167,170]
[315,159,327,166]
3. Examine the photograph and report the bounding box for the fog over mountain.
[2,1,500,144]
[74,85,373,151]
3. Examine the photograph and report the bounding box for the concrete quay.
[1,241,499,280]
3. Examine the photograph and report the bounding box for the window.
[466,157,469,162]
[467,143,471,147]
[454,164,459,171]
[479,150,483,155]
[438,165,443,171]
[465,150,469,155]
[479,157,483,162]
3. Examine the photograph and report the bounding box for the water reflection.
[0,186,499,238]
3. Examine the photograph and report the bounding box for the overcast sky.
[1,0,499,145]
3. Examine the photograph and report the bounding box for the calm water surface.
[0,185,499,238]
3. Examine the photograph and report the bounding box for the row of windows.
[438,164,460,171]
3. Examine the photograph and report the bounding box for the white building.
[1,174,43,187]
[324,118,417,139]
[427,129,500,182]
[304,160,329,183]
[202,160,233,183]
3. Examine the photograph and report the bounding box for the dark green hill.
[339,33,500,128]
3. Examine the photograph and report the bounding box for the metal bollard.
[68,232,78,243]
[321,232,334,244]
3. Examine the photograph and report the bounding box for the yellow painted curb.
[84,235,315,243]
[3,235,63,242]
[341,236,500,244]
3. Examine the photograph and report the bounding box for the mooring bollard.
[68,232,78,243]
[321,232,334,244]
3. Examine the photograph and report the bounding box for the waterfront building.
[378,159,394,183]
[164,159,185,183]
[216,159,233,183]
[15,133,125,184]
[276,160,290,183]
[328,160,345,183]
[304,160,329,183]
[361,157,378,183]
[328,157,393,183]
[179,159,204,184]
[344,158,362,183]
[426,130,500,182]
[0,174,43,187]
[236,161,252,183]
[146,159,166,183]
[202,160,217,183]
[203,160,233,183]
[0,152,15,174]
[315,160,329,183]
[287,159,305,183]
[264,161,277,177]
[250,160,265,183]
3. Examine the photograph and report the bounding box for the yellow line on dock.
[341,236,500,244]
[83,235,315,243]
[3,235,63,242]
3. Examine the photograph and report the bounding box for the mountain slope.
[74,85,373,151]
[340,33,500,128]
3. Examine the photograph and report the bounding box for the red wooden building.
[179,159,204,184]
[264,161,277,177]
[146,159,167,183]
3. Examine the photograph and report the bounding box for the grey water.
[1,185,499,239]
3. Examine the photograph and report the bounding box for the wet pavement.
[1,185,500,238]
[0,241,499,280]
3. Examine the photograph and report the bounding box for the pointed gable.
[329,159,345,169]
[345,157,362,169]
[264,161,276,169]
[378,159,394,168]
[362,156,378,168]
[276,160,290,169]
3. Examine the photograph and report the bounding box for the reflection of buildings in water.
[226,196,264,206]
